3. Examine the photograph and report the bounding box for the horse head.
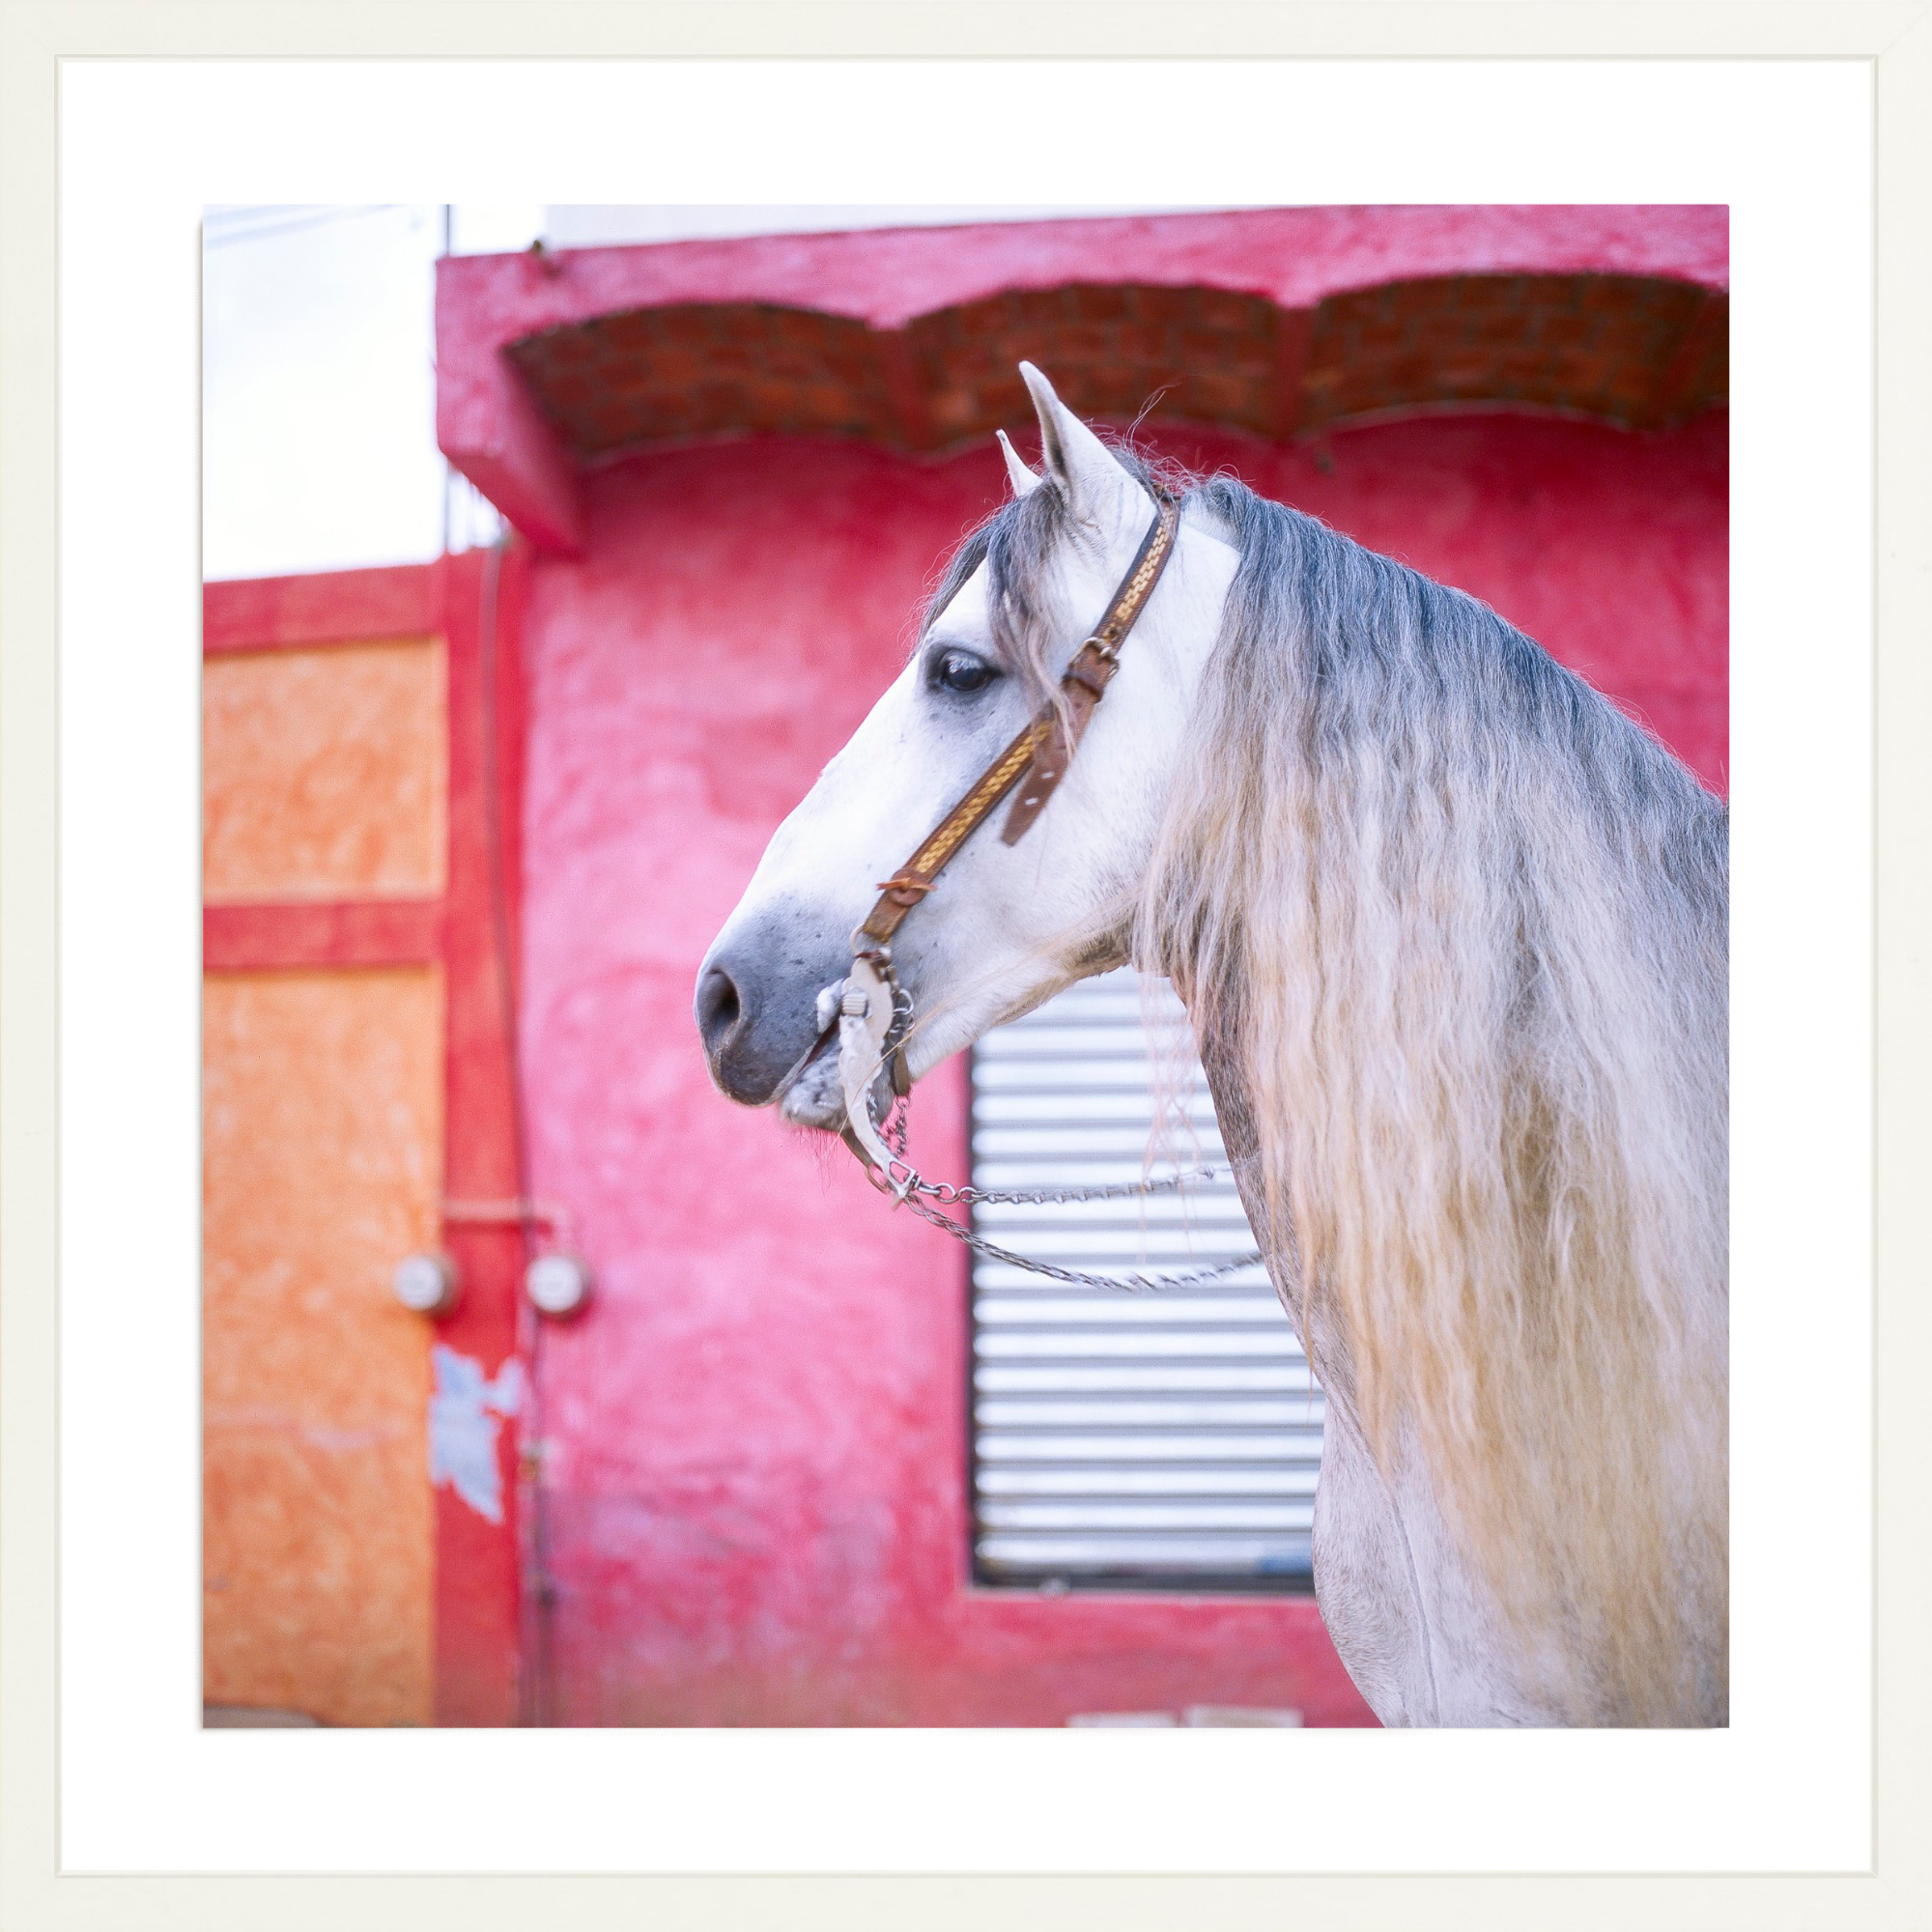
[695,363,1238,1133]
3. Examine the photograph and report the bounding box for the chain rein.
[868,1072,1265,1296]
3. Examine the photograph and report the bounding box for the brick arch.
[504,272,1728,466]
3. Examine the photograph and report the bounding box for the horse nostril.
[696,965,743,1055]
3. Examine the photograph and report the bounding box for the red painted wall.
[513,408,1727,1726]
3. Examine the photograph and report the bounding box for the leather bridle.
[833,489,1182,1185]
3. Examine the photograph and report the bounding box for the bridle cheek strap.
[836,491,1180,1174]
[996,497,1181,845]
[858,491,1180,954]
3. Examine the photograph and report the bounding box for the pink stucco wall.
[514,407,1727,1726]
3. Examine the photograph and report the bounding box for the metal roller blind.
[969,968,1324,1589]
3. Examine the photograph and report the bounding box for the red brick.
[1185,368,1252,413]
[597,311,659,355]
[548,370,603,410]
[1430,276,1491,311]
[1474,312,1532,347]
[1536,311,1597,350]
[1053,321,1114,360]
[1191,287,1264,332]
[1596,318,1662,358]
[1494,347,1555,384]
[1576,278,1636,314]
[927,388,977,434]
[1399,276,1453,313]
[501,264,1726,468]
[785,381,840,420]
[1131,287,1185,320]
[645,307,712,348]
[1070,284,1133,324]
[1110,321,1170,361]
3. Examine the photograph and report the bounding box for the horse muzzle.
[695,908,849,1108]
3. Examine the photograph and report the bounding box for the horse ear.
[1018,360,1145,533]
[995,429,1041,497]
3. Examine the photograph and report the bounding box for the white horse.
[696,364,1728,1727]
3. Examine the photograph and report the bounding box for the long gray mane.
[928,451,1730,1725]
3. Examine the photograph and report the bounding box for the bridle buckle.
[874,868,935,909]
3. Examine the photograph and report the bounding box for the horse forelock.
[1128,479,1730,1726]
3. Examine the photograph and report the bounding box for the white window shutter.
[969,969,1325,1587]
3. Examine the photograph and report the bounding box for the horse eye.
[934,649,997,695]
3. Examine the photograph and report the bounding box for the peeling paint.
[428,1345,523,1524]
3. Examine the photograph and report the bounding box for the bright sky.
[201,204,1143,582]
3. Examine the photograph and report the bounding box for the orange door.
[202,579,448,1726]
